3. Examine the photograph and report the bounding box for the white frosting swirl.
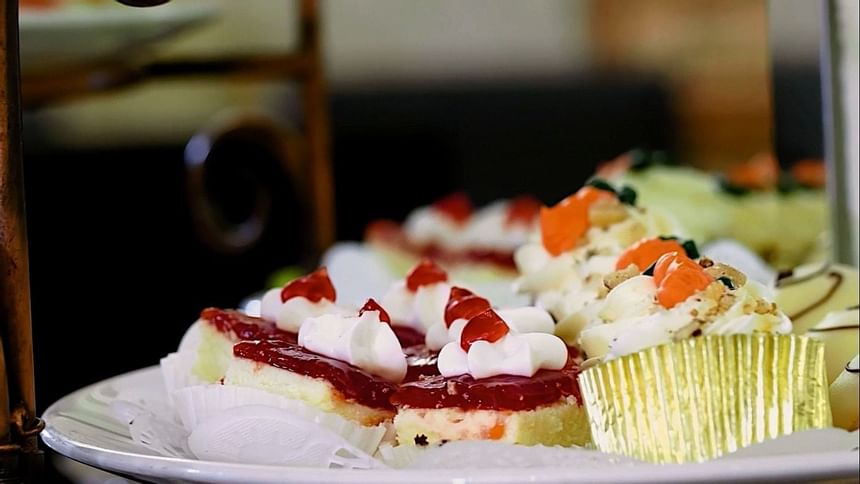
[437,331,568,379]
[460,201,534,252]
[425,306,555,351]
[381,281,451,333]
[403,207,467,251]
[579,275,792,361]
[260,288,347,333]
[297,311,407,383]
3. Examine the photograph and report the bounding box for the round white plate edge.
[41,366,860,484]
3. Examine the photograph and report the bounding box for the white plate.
[42,366,859,483]
[19,3,217,73]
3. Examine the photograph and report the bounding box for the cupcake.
[514,181,678,343]
[719,154,829,269]
[599,150,730,244]
[391,308,588,447]
[577,251,831,463]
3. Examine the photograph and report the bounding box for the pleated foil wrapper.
[579,334,832,464]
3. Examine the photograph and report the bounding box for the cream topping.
[437,331,568,379]
[297,311,407,383]
[424,306,555,351]
[381,280,451,334]
[580,275,791,361]
[260,288,347,333]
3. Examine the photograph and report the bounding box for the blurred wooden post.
[0,0,43,481]
[300,0,336,256]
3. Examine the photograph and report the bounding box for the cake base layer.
[224,357,394,426]
[394,396,589,447]
[192,320,236,383]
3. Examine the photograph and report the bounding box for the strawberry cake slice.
[193,267,346,382]
[392,308,589,447]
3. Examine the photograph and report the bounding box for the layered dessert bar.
[392,308,588,446]
[224,298,406,426]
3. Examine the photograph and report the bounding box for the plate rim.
[41,366,860,484]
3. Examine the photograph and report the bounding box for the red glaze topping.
[405,259,448,292]
[460,309,510,352]
[540,186,616,256]
[432,193,473,224]
[444,287,491,328]
[233,340,396,411]
[392,364,582,411]
[791,158,826,188]
[504,195,541,227]
[201,308,296,343]
[403,345,440,383]
[615,237,686,271]
[391,326,426,348]
[726,152,779,190]
[280,267,336,303]
[652,252,713,309]
[358,298,391,324]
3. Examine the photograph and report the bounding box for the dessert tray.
[42,366,859,483]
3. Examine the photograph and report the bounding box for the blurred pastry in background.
[366,193,540,277]
[719,154,829,270]
[775,262,860,334]
[805,306,859,383]
[598,149,730,244]
[598,150,829,270]
[829,354,859,431]
[514,181,677,343]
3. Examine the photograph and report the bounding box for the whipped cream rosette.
[514,182,679,346]
[367,193,540,276]
[577,251,831,463]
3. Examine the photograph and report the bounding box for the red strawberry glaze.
[504,195,541,227]
[232,340,397,411]
[359,298,391,323]
[432,193,473,224]
[406,260,448,292]
[281,267,336,303]
[460,309,510,352]
[392,364,582,411]
[444,287,491,327]
[201,308,296,343]
[403,345,440,383]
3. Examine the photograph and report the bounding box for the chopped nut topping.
[588,199,629,227]
[704,263,747,287]
[604,264,639,290]
[754,299,776,315]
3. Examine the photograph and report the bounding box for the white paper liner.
[159,322,204,400]
[173,384,387,456]
[188,405,385,469]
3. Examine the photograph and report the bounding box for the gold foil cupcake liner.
[579,334,831,463]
